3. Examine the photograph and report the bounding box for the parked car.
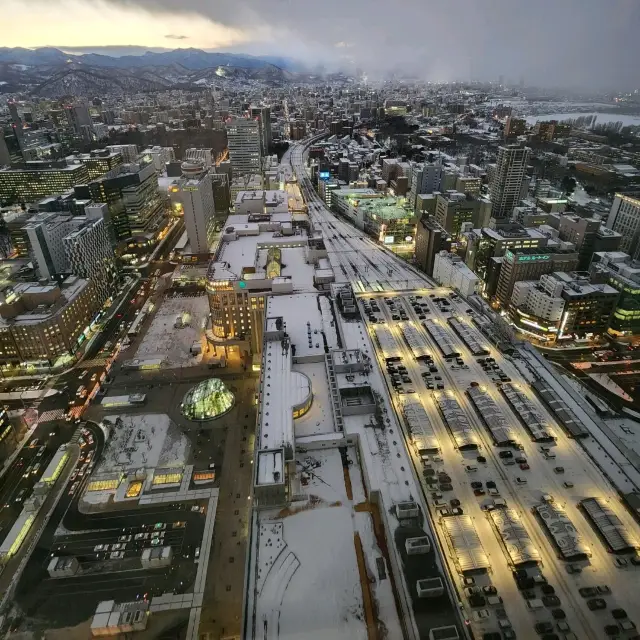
[587,598,607,610]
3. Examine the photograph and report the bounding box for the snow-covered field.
[134,292,209,368]
[98,413,189,474]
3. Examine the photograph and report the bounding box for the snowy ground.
[604,418,640,458]
[98,413,189,474]
[253,448,401,640]
[134,292,209,368]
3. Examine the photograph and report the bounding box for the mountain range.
[0,47,321,96]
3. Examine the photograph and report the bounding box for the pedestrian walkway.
[37,408,65,423]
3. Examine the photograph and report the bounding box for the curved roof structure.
[181,378,234,421]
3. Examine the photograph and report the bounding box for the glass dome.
[180,378,235,421]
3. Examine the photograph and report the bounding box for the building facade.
[226,117,262,176]
[490,145,530,219]
[0,277,102,364]
[0,165,90,205]
[607,193,640,259]
[172,162,215,254]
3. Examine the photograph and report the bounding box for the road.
[11,420,207,632]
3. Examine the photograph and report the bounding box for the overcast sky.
[4,0,639,88]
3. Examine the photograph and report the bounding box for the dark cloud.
[165,34,188,40]
[72,0,640,88]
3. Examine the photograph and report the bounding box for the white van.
[526,599,544,610]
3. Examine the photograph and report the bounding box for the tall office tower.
[407,162,441,209]
[226,117,262,176]
[65,103,93,139]
[490,145,530,220]
[250,106,272,154]
[63,205,117,302]
[174,161,216,254]
[607,193,640,260]
[106,144,139,163]
[7,101,24,149]
[0,131,10,166]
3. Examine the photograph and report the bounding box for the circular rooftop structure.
[181,378,235,421]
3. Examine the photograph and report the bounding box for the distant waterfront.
[525,112,640,127]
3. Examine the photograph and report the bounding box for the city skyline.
[4,0,640,89]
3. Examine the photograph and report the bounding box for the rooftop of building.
[483,225,546,241]
[234,190,288,207]
[207,213,315,288]
[547,271,619,297]
[0,276,89,326]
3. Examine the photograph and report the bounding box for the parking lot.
[360,289,640,640]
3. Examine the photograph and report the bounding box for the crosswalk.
[37,408,65,423]
[81,357,109,368]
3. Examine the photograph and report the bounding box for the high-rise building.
[250,106,272,153]
[106,145,139,163]
[415,218,452,276]
[0,131,11,166]
[553,214,621,270]
[74,162,164,241]
[407,162,441,209]
[0,277,102,364]
[63,206,118,302]
[7,100,23,149]
[504,116,527,139]
[65,150,123,180]
[434,192,491,239]
[0,164,90,205]
[226,117,262,176]
[172,161,215,254]
[140,146,175,172]
[25,212,80,279]
[490,145,530,219]
[590,251,640,340]
[607,193,640,260]
[65,104,92,134]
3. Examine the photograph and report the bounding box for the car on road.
[118,535,132,542]
[587,598,607,610]
[519,463,530,470]
[94,544,108,552]
[194,547,200,559]
[579,587,598,598]
[68,481,79,496]
[14,488,27,503]
[134,532,149,540]
[150,537,162,546]
[78,370,89,379]
[597,585,612,595]
[110,551,124,559]
[482,585,498,595]
[515,477,527,485]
